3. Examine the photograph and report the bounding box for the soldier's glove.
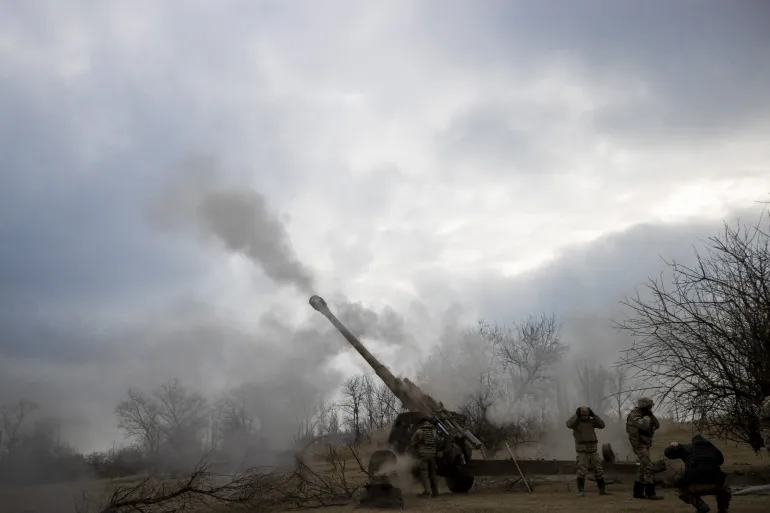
[576,407,582,416]
[588,408,595,418]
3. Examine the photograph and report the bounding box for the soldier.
[410,417,439,498]
[664,435,731,513]
[760,395,770,452]
[626,396,664,500]
[566,406,612,496]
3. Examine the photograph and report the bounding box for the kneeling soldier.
[664,435,731,513]
[566,406,611,496]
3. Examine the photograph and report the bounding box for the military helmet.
[637,397,654,408]
[579,406,590,416]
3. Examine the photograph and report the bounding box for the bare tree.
[554,378,574,420]
[116,379,210,472]
[574,359,611,414]
[0,399,38,454]
[314,400,341,436]
[116,390,164,457]
[480,314,568,407]
[340,376,366,443]
[606,366,637,424]
[211,386,261,458]
[154,379,209,445]
[359,375,399,433]
[617,211,770,450]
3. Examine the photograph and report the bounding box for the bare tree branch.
[616,210,770,450]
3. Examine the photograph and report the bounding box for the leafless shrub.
[75,442,370,513]
[74,457,288,513]
[281,442,368,509]
[617,210,770,450]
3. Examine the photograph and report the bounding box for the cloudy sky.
[1,1,769,452]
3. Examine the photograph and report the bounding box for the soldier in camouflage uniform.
[761,395,770,452]
[627,396,664,500]
[566,406,612,496]
[410,418,439,497]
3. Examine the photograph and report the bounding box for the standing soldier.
[627,396,664,500]
[760,395,770,452]
[566,406,612,496]
[410,417,439,498]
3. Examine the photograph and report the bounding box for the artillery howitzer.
[310,295,480,492]
[309,295,768,493]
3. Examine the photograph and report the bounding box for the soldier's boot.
[430,477,439,498]
[644,483,664,500]
[417,472,431,497]
[688,496,711,513]
[596,477,612,495]
[633,481,646,499]
[576,477,585,497]
[715,488,731,512]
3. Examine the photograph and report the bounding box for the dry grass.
[329,492,770,512]
[0,477,142,513]
[310,481,770,512]
[3,422,769,512]
[650,420,769,472]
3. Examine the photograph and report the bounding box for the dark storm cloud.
[459,206,768,362]
[0,0,302,360]
[423,0,770,143]
[0,86,209,312]
[470,215,752,318]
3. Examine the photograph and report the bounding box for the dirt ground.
[3,422,769,513]
[307,421,770,513]
[4,479,770,513]
[340,488,770,513]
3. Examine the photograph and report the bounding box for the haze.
[1,0,769,458]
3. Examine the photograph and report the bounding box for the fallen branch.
[282,443,366,509]
[74,458,289,513]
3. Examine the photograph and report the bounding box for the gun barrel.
[310,295,415,407]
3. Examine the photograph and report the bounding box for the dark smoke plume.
[150,154,315,293]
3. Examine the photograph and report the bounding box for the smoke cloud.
[150,154,316,294]
[140,154,424,456]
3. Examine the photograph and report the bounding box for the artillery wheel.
[368,449,398,476]
[445,473,475,493]
[601,443,616,463]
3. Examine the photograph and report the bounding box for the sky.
[1,0,769,453]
